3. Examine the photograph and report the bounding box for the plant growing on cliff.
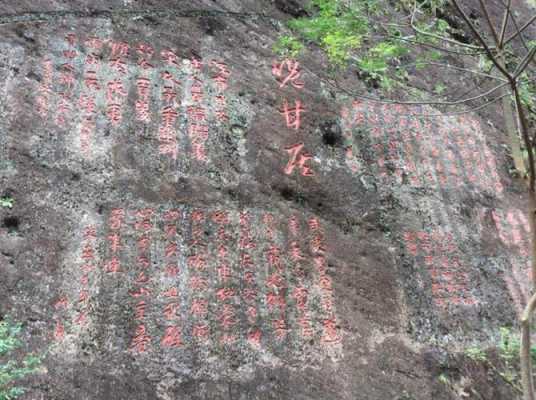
[0,197,13,209]
[0,318,41,400]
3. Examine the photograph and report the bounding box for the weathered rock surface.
[0,1,535,399]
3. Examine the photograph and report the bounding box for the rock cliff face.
[0,1,534,399]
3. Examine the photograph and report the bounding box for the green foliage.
[278,0,416,85]
[437,373,449,385]
[273,35,304,58]
[286,0,370,65]
[498,327,528,362]
[518,72,536,111]
[322,31,361,65]
[465,346,487,362]
[0,319,41,400]
[0,197,13,209]
[433,83,446,95]
[359,41,408,72]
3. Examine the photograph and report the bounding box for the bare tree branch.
[521,292,536,400]
[396,60,507,81]
[513,46,536,79]
[495,0,530,50]
[504,14,536,46]
[411,0,486,50]
[390,35,487,56]
[451,0,513,81]
[498,0,512,48]
[479,0,501,46]
[513,85,536,191]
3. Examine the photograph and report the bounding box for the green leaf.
[0,197,13,209]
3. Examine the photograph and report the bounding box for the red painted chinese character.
[136,77,151,97]
[54,320,65,341]
[319,275,333,292]
[272,59,304,89]
[266,273,285,289]
[130,287,151,298]
[81,244,94,260]
[298,314,314,338]
[165,225,177,238]
[161,326,182,348]
[137,235,151,252]
[187,105,206,122]
[83,69,100,90]
[131,324,151,353]
[217,263,232,282]
[135,102,151,122]
[290,241,304,262]
[191,57,202,72]
[105,257,121,273]
[107,232,122,252]
[160,71,181,88]
[54,296,68,309]
[135,301,146,319]
[187,254,207,271]
[310,234,326,254]
[190,276,208,290]
[272,318,288,340]
[266,292,285,309]
[321,317,341,344]
[162,86,178,103]
[219,304,236,329]
[292,286,309,310]
[243,287,258,302]
[246,305,257,322]
[137,255,150,269]
[135,271,150,284]
[110,58,127,74]
[240,254,254,270]
[161,49,180,66]
[166,265,180,277]
[266,246,282,269]
[111,41,129,58]
[109,209,125,230]
[280,100,305,130]
[191,79,204,102]
[78,290,89,304]
[288,216,299,237]
[220,333,237,345]
[107,79,127,102]
[83,225,97,240]
[192,323,210,341]
[163,209,180,222]
[165,243,177,258]
[248,328,262,347]
[164,303,180,320]
[85,37,103,50]
[216,288,236,301]
[163,287,179,298]
[75,311,87,326]
[106,103,122,126]
[190,298,208,316]
[284,143,314,176]
[79,95,96,116]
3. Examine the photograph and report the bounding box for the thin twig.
[396,60,507,81]
[498,0,512,48]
